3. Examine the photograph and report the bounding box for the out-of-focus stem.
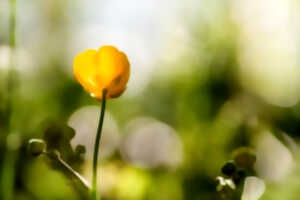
[1,1,18,200]
[9,0,16,49]
[92,89,107,200]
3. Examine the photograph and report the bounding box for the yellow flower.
[74,46,130,100]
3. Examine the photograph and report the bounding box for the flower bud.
[28,139,46,156]
[232,147,256,169]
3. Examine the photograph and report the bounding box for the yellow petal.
[74,49,98,94]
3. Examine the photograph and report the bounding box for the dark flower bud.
[75,145,86,154]
[232,169,247,185]
[221,161,236,176]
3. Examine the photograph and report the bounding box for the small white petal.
[225,179,236,190]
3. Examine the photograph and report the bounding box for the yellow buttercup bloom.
[74,46,130,100]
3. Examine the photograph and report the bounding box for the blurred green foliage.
[0,0,300,200]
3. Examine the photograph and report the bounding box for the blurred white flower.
[255,131,294,181]
[242,177,265,200]
[68,106,120,160]
[232,0,300,107]
[121,117,182,168]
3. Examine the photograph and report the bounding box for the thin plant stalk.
[45,151,91,198]
[92,89,107,200]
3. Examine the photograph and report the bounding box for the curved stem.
[92,89,107,200]
[45,151,91,198]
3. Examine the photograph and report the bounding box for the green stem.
[1,1,17,200]
[45,151,91,199]
[7,0,16,116]
[92,89,107,200]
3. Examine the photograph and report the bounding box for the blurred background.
[1,0,300,199]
